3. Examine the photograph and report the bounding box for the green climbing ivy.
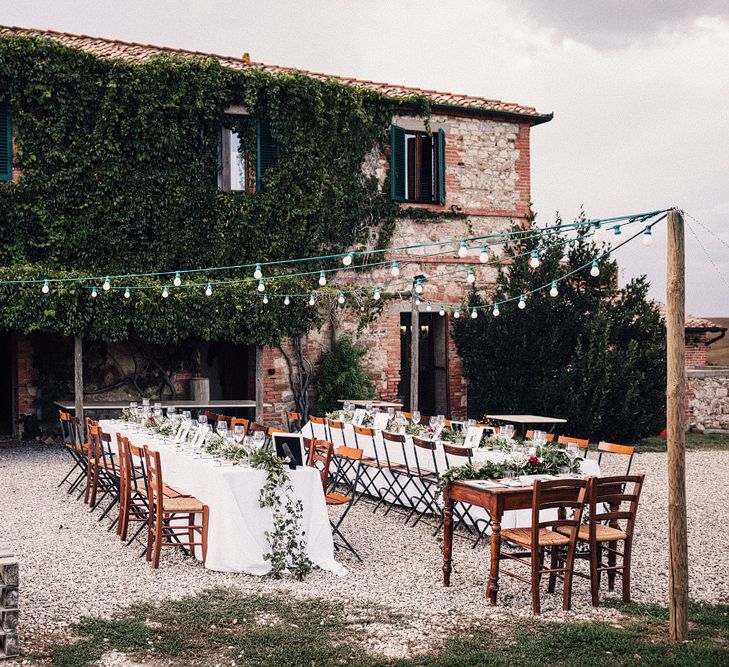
[0,34,436,345]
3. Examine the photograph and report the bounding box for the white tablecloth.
[101,420,345,576]
[302,420,600,530]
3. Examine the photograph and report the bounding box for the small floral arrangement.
[439,427,466,444]
[143,415,158,430]
[362,413,375,427]
[479,436,504,450]
[480,416,501,428]
[206,436,250,463]
[325,410,353,423]
[405,423,430,437]
[121,408,132,421]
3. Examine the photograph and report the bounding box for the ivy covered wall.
[0,34,405,345]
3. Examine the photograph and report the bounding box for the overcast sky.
[3,1,728,315]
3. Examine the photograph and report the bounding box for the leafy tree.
[314,336,373,414]
[452,215,666,442]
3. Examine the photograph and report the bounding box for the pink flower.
[528,455,539,465]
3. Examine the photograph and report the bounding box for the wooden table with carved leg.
[442,479,589,605]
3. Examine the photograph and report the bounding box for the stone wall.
[687,367,729,430]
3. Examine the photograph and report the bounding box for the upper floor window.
[390,124,445,204]
[0,98,11,181]
[218,114,278,193]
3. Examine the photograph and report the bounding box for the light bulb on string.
[549,281,559,298]
[284,295,290,305]
[453,308,461,319]
[470,307,478,319]
[124,287,131,299]
[466,268,476,284]
[103,276,111,291]
[342,252,353,266]
[262,294,269,305]
[162,286,169,298]
[337,292,345,304]
[257,279,265,292]
[613,225,622,237]
[373,288,381,301]
[594,221,605,238]
[173,272,182,287]
[479,244,489,263]
[642,226,653,246]
[439,306,445,317]
[529,249,540,268]
[414,279,424,294]
[318,271,327,286]
[205,283,213,297]
[458,240,468,258]
[308,294,316,306]
[416,296,422,308]
[253,264,263,280]
[42,280,50,294]
[426,303,432,312]
[518,294,527,310]
[91,286,97,298]
[493,304,500,317]
[590,259,600,277]
[391,260,400,277]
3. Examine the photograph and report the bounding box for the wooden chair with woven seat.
[557,435,589,451]
[143,446,209,569]
[286,411,302,432]
[229,417,250,438]
[597,442,635,475]
[499,477,590,614]
[555,474,644,606]
[307,438,334,492]
[203,411,219,424]
[327,446,364,561]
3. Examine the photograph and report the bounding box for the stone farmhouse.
[0,26,553,435]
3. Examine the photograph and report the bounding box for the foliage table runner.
[100,420,346,576]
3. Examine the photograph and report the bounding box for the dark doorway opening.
[0,333,14,435]
[399,312,449,416]
[205,342,255,400]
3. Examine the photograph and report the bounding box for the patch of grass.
[36,590,729,666]
[638,432,729,453]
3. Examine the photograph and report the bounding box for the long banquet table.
[302,420,600,530]
[100,420,345,576]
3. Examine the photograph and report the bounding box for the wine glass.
[233,424,245,443]
[565,443,579,475]
[387,407,395,419]
[412,411,421,425]
[253,430,265,447]
[198,413,208,427]
[365,401,373,412]
[216,420,228,440]
[429,416,438,429]
[183,410,192,422]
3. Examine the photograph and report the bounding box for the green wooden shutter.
[436,128,446,204]
[0,99,11,181]
[256,118,278,193]
[390,124,405,202]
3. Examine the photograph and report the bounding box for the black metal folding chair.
[57,411,87,493]
[328,446,364,561]
[408,436,441,527]
[351,425,387,504]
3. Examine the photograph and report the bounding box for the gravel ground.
[1,445,728,658]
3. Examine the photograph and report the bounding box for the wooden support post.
[255,345,264,424]
[666,208,689,641]
[410,292,419,413]
[73,336,84,434]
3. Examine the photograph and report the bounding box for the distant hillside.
[707,317,729,366]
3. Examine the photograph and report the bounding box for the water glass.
[365,401,373,411]
[412,411,421,425]
[387,407,395,419]
[183,410,192,422]
[253,430,265,447]
[429,416,438,428]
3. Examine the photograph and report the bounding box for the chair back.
[142,446,165,516]
[126,441,149,497]
[412,435,439,477]
[401,411,412,420]
[442,442,473,468]
[58,410,71,443]
[250,422,266,433]
[326,419,346,446]
[308,415,327,439]
[597,442,636,474]
[98,427,118,478]
[588,474,644,542]
[86,419,101,458]
[203,411,219,423]
[382,430,409,471]
[229,417,250,436]
[530,478,590,550]
[307,439,333,491]
[526,430,555,442]
[557,435,589,450]
[286,411,302,432]
[331,446,364,501]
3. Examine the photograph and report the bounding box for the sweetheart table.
[100,420,346,576]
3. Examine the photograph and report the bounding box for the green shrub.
[315,336,373,414]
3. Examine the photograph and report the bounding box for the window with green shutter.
[256,118,278,193]
[389,124,445,204]
[0,98,11,181]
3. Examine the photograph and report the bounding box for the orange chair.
[526,430,555,442]
[597,442,636,475]
[557,435,589,451]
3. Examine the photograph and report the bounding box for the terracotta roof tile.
[0,25,552,123]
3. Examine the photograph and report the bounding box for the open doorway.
[0,332,14,435]
[204,342,256,400]
[399,312,449,416]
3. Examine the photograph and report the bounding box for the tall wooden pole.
[73,336,84,434]
[255,345,264,424]
[410,292,419,413]
[666,208,689,641]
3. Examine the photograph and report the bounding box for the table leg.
[442,487,454,586]
[488,514,502,605]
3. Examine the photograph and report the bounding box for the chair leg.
[201,506,209,565]
[145,511,154,562]
[187,512,195,558]
[563,543,577,611]
[607,543,617,591]
[590,542,601,606]
[152,514,163,569]
[548,548,558,593]
[531,550,541,615]
[621,538,632,603]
